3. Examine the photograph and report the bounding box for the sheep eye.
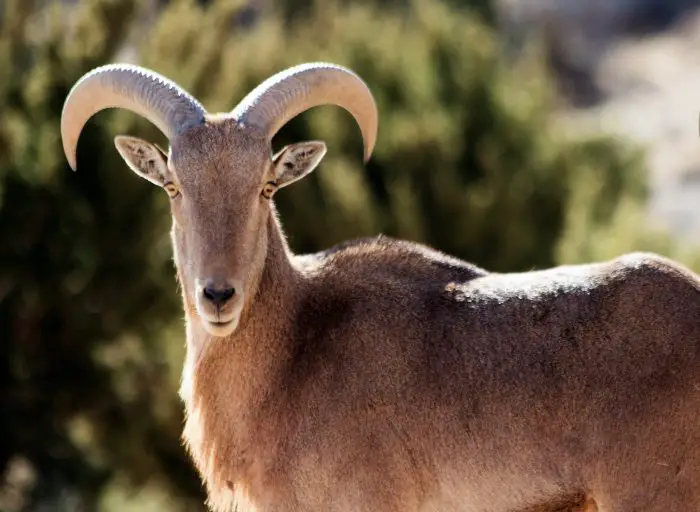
[262,181,277,199]
[164,182,179,198]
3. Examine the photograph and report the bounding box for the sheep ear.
[114,135,169,186]
[272,141,327,188]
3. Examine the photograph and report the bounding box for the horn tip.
[363,138,376,164]
[67,153,77,171]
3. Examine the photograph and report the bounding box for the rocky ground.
[497,0,700,243]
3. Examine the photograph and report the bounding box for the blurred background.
[1,0,699,510]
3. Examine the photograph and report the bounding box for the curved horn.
[231,63,378,162]
[61,64,207,170]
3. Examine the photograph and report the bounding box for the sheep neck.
[179,207,302,502]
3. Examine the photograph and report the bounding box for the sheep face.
[61,63,373,338]
[114,117,326,337]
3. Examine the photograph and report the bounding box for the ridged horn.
[61,64,207,170]
[231,63,378,162]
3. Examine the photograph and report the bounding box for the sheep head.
[61,63,378,337]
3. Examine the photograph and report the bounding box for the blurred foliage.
[0,0,203,510]
[0,0,697,510]
[269,0,493,25]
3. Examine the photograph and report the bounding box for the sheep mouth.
[202,317,238,337]
[196,298,244,337]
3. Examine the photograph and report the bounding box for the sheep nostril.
[202,286,236,306]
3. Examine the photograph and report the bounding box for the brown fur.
[114,116,700,512]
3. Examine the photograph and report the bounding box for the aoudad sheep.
[61,62,700,512]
